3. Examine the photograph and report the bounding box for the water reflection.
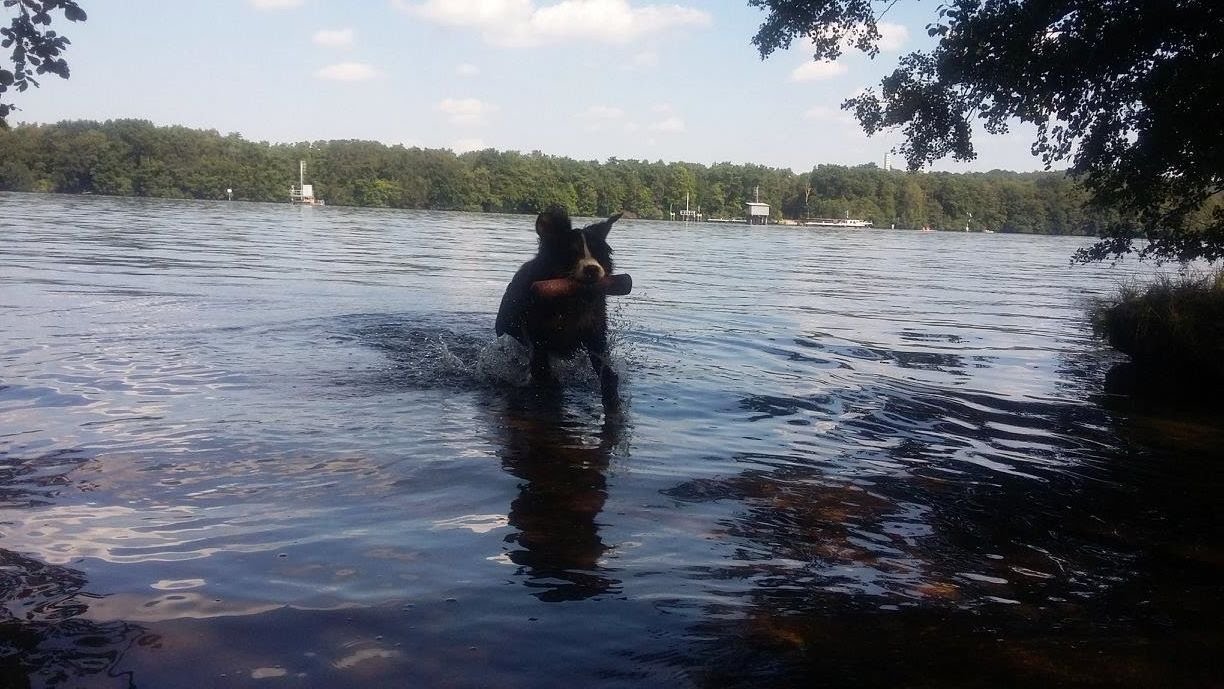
[0,548,155,689]
[485,391,623,602]
[0,448,154,687]
[657,365,1224,687]
[4,195,1222,686]
[793,332,975,375]
[0,449,92,510]
[722,371,1124,594]
[659,453,1224,687]
[740,372,1116,481]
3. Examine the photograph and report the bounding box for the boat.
[802,217,872,228]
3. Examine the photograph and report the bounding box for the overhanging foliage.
[0,0,86,125]
[750,0,1224,263]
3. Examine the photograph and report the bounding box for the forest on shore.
[0,119,1109,234]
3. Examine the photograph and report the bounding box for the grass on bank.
[1091,270,1224,382]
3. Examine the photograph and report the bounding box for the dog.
[495,207,623,406]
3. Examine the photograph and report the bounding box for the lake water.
[1,193,1221,688]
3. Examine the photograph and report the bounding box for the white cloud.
[392,0,529,26]
[790,60,847,82]
[581,105,625,120]
[251,0,303,9]
[313,28,354,48]
[315,62,380,81]
[648,115,685,133]
[529,0,709,45]
[630,50,659,69]
[396,0,711,47]
[804,105,855,124]
[452,138,487,153]
[876,22,909,52]
[579,105,626,131]
[456,63,481,77]
[437,98,498,126]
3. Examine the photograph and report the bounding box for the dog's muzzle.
[576,260,605,283]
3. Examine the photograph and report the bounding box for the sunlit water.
[1,193,1221,688]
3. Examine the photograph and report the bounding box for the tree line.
[0,119,1107,234]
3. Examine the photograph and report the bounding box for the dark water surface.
[1,193,1221,688]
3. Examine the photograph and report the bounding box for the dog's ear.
[536,207,572,237]
[535,213,553,237]
[587,212,622,240]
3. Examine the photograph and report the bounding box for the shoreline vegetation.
[0,119,1113,234]
[1093,270,1224,395]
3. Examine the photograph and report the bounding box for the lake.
[1,192,1220,688]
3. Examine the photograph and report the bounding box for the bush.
[1091,270,1224,383]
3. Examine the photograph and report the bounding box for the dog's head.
[535,207,621,284]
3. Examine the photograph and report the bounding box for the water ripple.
[0,193,1218,688]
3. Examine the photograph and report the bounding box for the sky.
[11,0,1049,173]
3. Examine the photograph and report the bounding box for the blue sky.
[12,0,1046,172]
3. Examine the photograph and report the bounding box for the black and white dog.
[495,208,622,406]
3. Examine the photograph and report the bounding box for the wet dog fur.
[495,208,622,406]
